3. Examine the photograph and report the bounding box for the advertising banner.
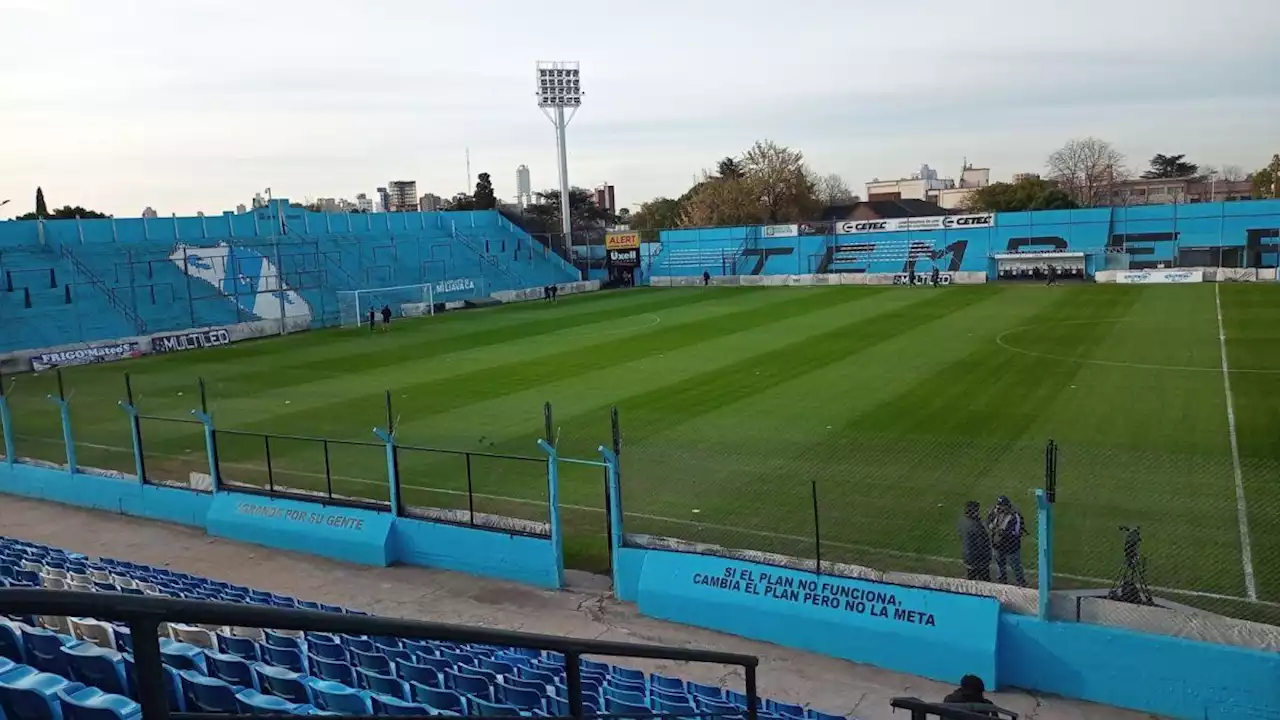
[799,222,833,236]
[434,278,476,295]
[836,214,995,235]
[1115,269,1203,285]
[761,224,799,238]
[32,341,142,371]
[151,328,232,355]
[893,273,953,286]
[605,232,642,251]
[608,248,640,267]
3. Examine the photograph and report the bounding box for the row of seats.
[0,536,853,719]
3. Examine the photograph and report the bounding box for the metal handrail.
[0,589,759,720]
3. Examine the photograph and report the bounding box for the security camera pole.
[536,61,582,254]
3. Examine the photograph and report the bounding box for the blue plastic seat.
[497,682,545,712]
[654,696,698,717]
[308,656,355,687]
[357,669,408,700]
[469,696,525,717]
[516,666,557,687]
[263,644,306,673]
[439,649,474,667]
[350,648,391,674]
[56,686,141,720]
[581,659,610,675]
[110,628,131,656]
[652,687,690,706]
[606,696,653,718]
[772,701,805,718]
[410,684,466,714]
[234,688,313,715]
[340,635,375,654]
[214,633,258,662]
[205,650,256,690]
[263,630,302,651]
[251,663,312,706]
[689,682,724,701]
[503,675,549,695]
[157,640,204,674]
[612,667,647,685]
[394,658,441,689]
[696,697,743,719]
[0,621,26,663]
[20,627,79,677]
[121,657,183,711]
[60,645,128,697]
[605,685,647,707]
[412,655,454,674]
[446,669,493,701]
[0,664,85,720]
[178,670,239,713]
[307,679,371,714]
[371,694,434,716]
[306,637,345,662]
[479,658,515,677]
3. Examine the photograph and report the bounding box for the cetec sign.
[836,214,995,234]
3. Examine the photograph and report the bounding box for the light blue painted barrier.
[205,491,395,566]
[0,462,212,527]
[392,519,559,589]
[629,549,1000,686]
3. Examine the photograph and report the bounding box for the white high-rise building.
[516,165,532,207]
[355,193,374,213]
[251,192,267,209]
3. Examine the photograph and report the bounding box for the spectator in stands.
[959,501,991,582]
[987,496,1027,586]
[943,674,995,711]
[702,270,711,286]
[380,304,392,331]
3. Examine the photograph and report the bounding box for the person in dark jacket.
[987,495,1027,586]
[380,304,392,331]
[959,501,991,582]
[702,270,711,286]
[367,308,376,333]
[943,674,995,711]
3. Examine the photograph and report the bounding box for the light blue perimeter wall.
[0,462,560,589]
[619,548,999,687]
[617,546,1280,719]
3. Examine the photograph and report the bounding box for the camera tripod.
[1107,527,1154,606]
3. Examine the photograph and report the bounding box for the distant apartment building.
[593,183,616,216]
[251,192,267,209]
[355,193,374,213]
[235,204,247,214]
[516,165,533,207]
[386,181,418,212]
[420,193,443,212]
[141,207,158,219]
[865,163,990,210]
[314,198,342,213]
[1105,176,1253,206]
[1012,172,1041,183]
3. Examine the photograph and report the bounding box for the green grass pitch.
[4,284,1278,622]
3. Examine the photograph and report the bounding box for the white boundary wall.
[1095,267,1277,284]
[650,272,988,287]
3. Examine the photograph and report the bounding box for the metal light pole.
[536,61,582,253]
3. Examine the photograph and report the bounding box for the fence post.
[537,438,565,589]
[191,415,219,493]
[1038,439,1058,619]
[0,373,14,467]
[811,480,822,575]
[47,370,76,474]
[599,446,623,589]
[373,427,400,516]
[118,373,144,483]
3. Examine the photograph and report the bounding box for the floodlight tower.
[536,61,582,247]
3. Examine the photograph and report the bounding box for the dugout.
[991,251,1087,282]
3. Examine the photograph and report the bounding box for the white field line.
[41,437,1276,607]
[1215,283,1258,601]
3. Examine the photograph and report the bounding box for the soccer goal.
[337,284,437,327]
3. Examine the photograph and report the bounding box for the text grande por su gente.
[693,567,937,627]
[235,502,365,531]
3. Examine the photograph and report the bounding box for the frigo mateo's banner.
[835,214,995,235]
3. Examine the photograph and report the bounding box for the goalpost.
[337,283,436,327]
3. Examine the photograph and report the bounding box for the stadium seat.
[305,636,346,662]
[308,656,355,687]
[410,684,466,714]
[251,663,312,706]
[689,681,724,701]
[371,693,434,716]
[59,645,128,697]
[697,697,744,718]
[394,658,441,689]
[356,668,407,700]
[65,620,114,651]
[0,664,85,720]
[233,688,313,715]
[167,625,215,650]
[446,669,492,701]
[468,695,526,717]
[307,679,371,714]
[262,644,306,673]
[349,648,391,674]
[771,700,806,718]
[496,682,545,712]
[0,621,26,663]
[205,650,257,690]
[55,687,141,720]
[654,696,698,717]
[604,685,647,707]
[214,632,258,661]
[178,670,239,713]
[157,640,205,674]
[20,626,82,677]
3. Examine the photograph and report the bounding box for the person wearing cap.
[987,495,1027,586]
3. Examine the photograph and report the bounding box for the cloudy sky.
[2,0,1278,218]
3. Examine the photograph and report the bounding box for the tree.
[444,193,476,211]
[523,187,611,234]
[17,205,107,220]
[962,177,1078,212]
[1046,137,1127,207]
[814,172,856,206]
[616,208,631,224]
[1220,164,1246,182]
[679,170,767,227]
[716,157,744,180]
[35,187,48,218]
[629,197,683,240]
[742,140,820,222]
[1251,154,1280,199]
[473,172,496,210]
[1142,153,1199,179]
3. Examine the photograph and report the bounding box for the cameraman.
[987,496,1027,586]
[958,501,991,581]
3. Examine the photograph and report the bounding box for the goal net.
[337,284,436,327]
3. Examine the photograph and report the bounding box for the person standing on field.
[380,304,392,331]
[702,270,711,287]
[959,501,992,582]
[987,496,1027,586]
[368,308,376,332]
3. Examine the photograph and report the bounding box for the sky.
[2,0,1278,219]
